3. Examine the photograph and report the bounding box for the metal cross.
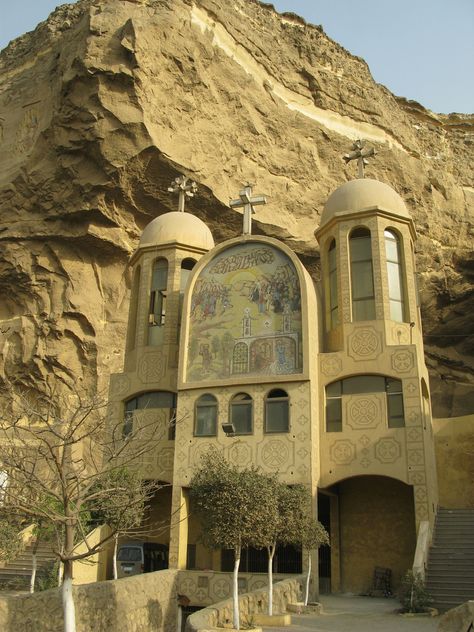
[229,184,267,235]
[343,139,376,178]
[168,175,198,212]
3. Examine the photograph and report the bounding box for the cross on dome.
[230,184,267,235]
[343,139,376,178]
[168,175,198,212]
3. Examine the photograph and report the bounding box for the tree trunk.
[58,561,63,586]
[304,551,311,606]
[30,552,37,594]
[268,545,275,616]
[233,545,241,630]
[113,533,118,580]
[62,559,76,632]
[30,537,40,594]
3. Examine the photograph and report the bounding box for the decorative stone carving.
[321,355,342,377]
[358,434,371,447]
[391,350,415,373]
[408,471,426,485]
[297,447,309,459]
[414,486,428,503]
[157,447,174,471]
[375,438,401,464]
[192,442,215,466]
[297,414,309,426]
[347,396,380,429]
[406,410,421,426]
[109,374,131,398]
[407,428,422,442]
[261,440,290,469]
[348,328,381,360]
[138,351,165,383]
[330,440,356,465]
[212,577,231,600]
[228,442,252,467]
[407,446,424,465]
[360,457,371,468]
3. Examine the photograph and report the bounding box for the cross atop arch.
[230,184,267,235]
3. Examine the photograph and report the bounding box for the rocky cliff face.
[0,0,472,416]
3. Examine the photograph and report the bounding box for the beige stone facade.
[107,176,440,596]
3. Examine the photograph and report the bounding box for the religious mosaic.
[186,242,303,382]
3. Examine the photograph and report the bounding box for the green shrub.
[398,570,433,613]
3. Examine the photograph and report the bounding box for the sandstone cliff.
[0,0,472,415]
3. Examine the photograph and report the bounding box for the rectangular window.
[326,398,342,432]
[232,404,252,434]
[195,405,217,436]
[265,400,289,433]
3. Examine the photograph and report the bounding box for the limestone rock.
[0,0,472,415]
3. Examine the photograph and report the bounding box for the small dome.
[321,178,410,226]
[139,212,214,250]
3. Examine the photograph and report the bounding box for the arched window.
[230,393,253,435]
[195,394,218,436]
[325,375,405,432]
[127,265,140,350]
[385,229,406,322]
[328,239,339,329]
[232,342,249,374]
[149,258,168,327]
[265,389,289,433]
[124,391,176,437]
[350,227,375,321]
[180,258,196,292]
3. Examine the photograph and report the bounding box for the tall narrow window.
[230,393,253,435]
[350,228,375,321]
[385,230,406,322]
[328,239,339,329]
[127,265,141,350]
[325,381,342,432]
[386,378,404,428]
[195,394,218,436]
[265,389,289,433]
[180,258,196,292]
[149,259,168,327]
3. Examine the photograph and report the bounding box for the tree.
[0,381,166,632]
[190,451,279,630]
[89,468,165,580]
[298,509,330,606]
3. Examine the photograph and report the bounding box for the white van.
[117,542,169,578]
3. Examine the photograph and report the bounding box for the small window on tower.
[149,258,168,327]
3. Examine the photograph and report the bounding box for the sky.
[0,0,472,114]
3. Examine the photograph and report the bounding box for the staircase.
[425,508,474,612]
[0,540,56,588]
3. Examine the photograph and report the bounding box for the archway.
[319,476,416,594]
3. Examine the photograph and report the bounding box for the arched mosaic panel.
[186,242,302,382]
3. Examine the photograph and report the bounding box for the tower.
[315,177,438,592]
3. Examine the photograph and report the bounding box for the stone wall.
[185,576,303,631]
[434,415,474,508]
[0,569,178,632]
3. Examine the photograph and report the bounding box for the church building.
[107,158,438,597]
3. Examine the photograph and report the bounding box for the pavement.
[263,594,439,632]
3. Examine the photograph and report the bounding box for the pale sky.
[1,0,473,114]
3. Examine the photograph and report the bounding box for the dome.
[321,178,410,227]
[139,212,214,250]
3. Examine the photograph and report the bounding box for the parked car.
[116,542,169,578]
